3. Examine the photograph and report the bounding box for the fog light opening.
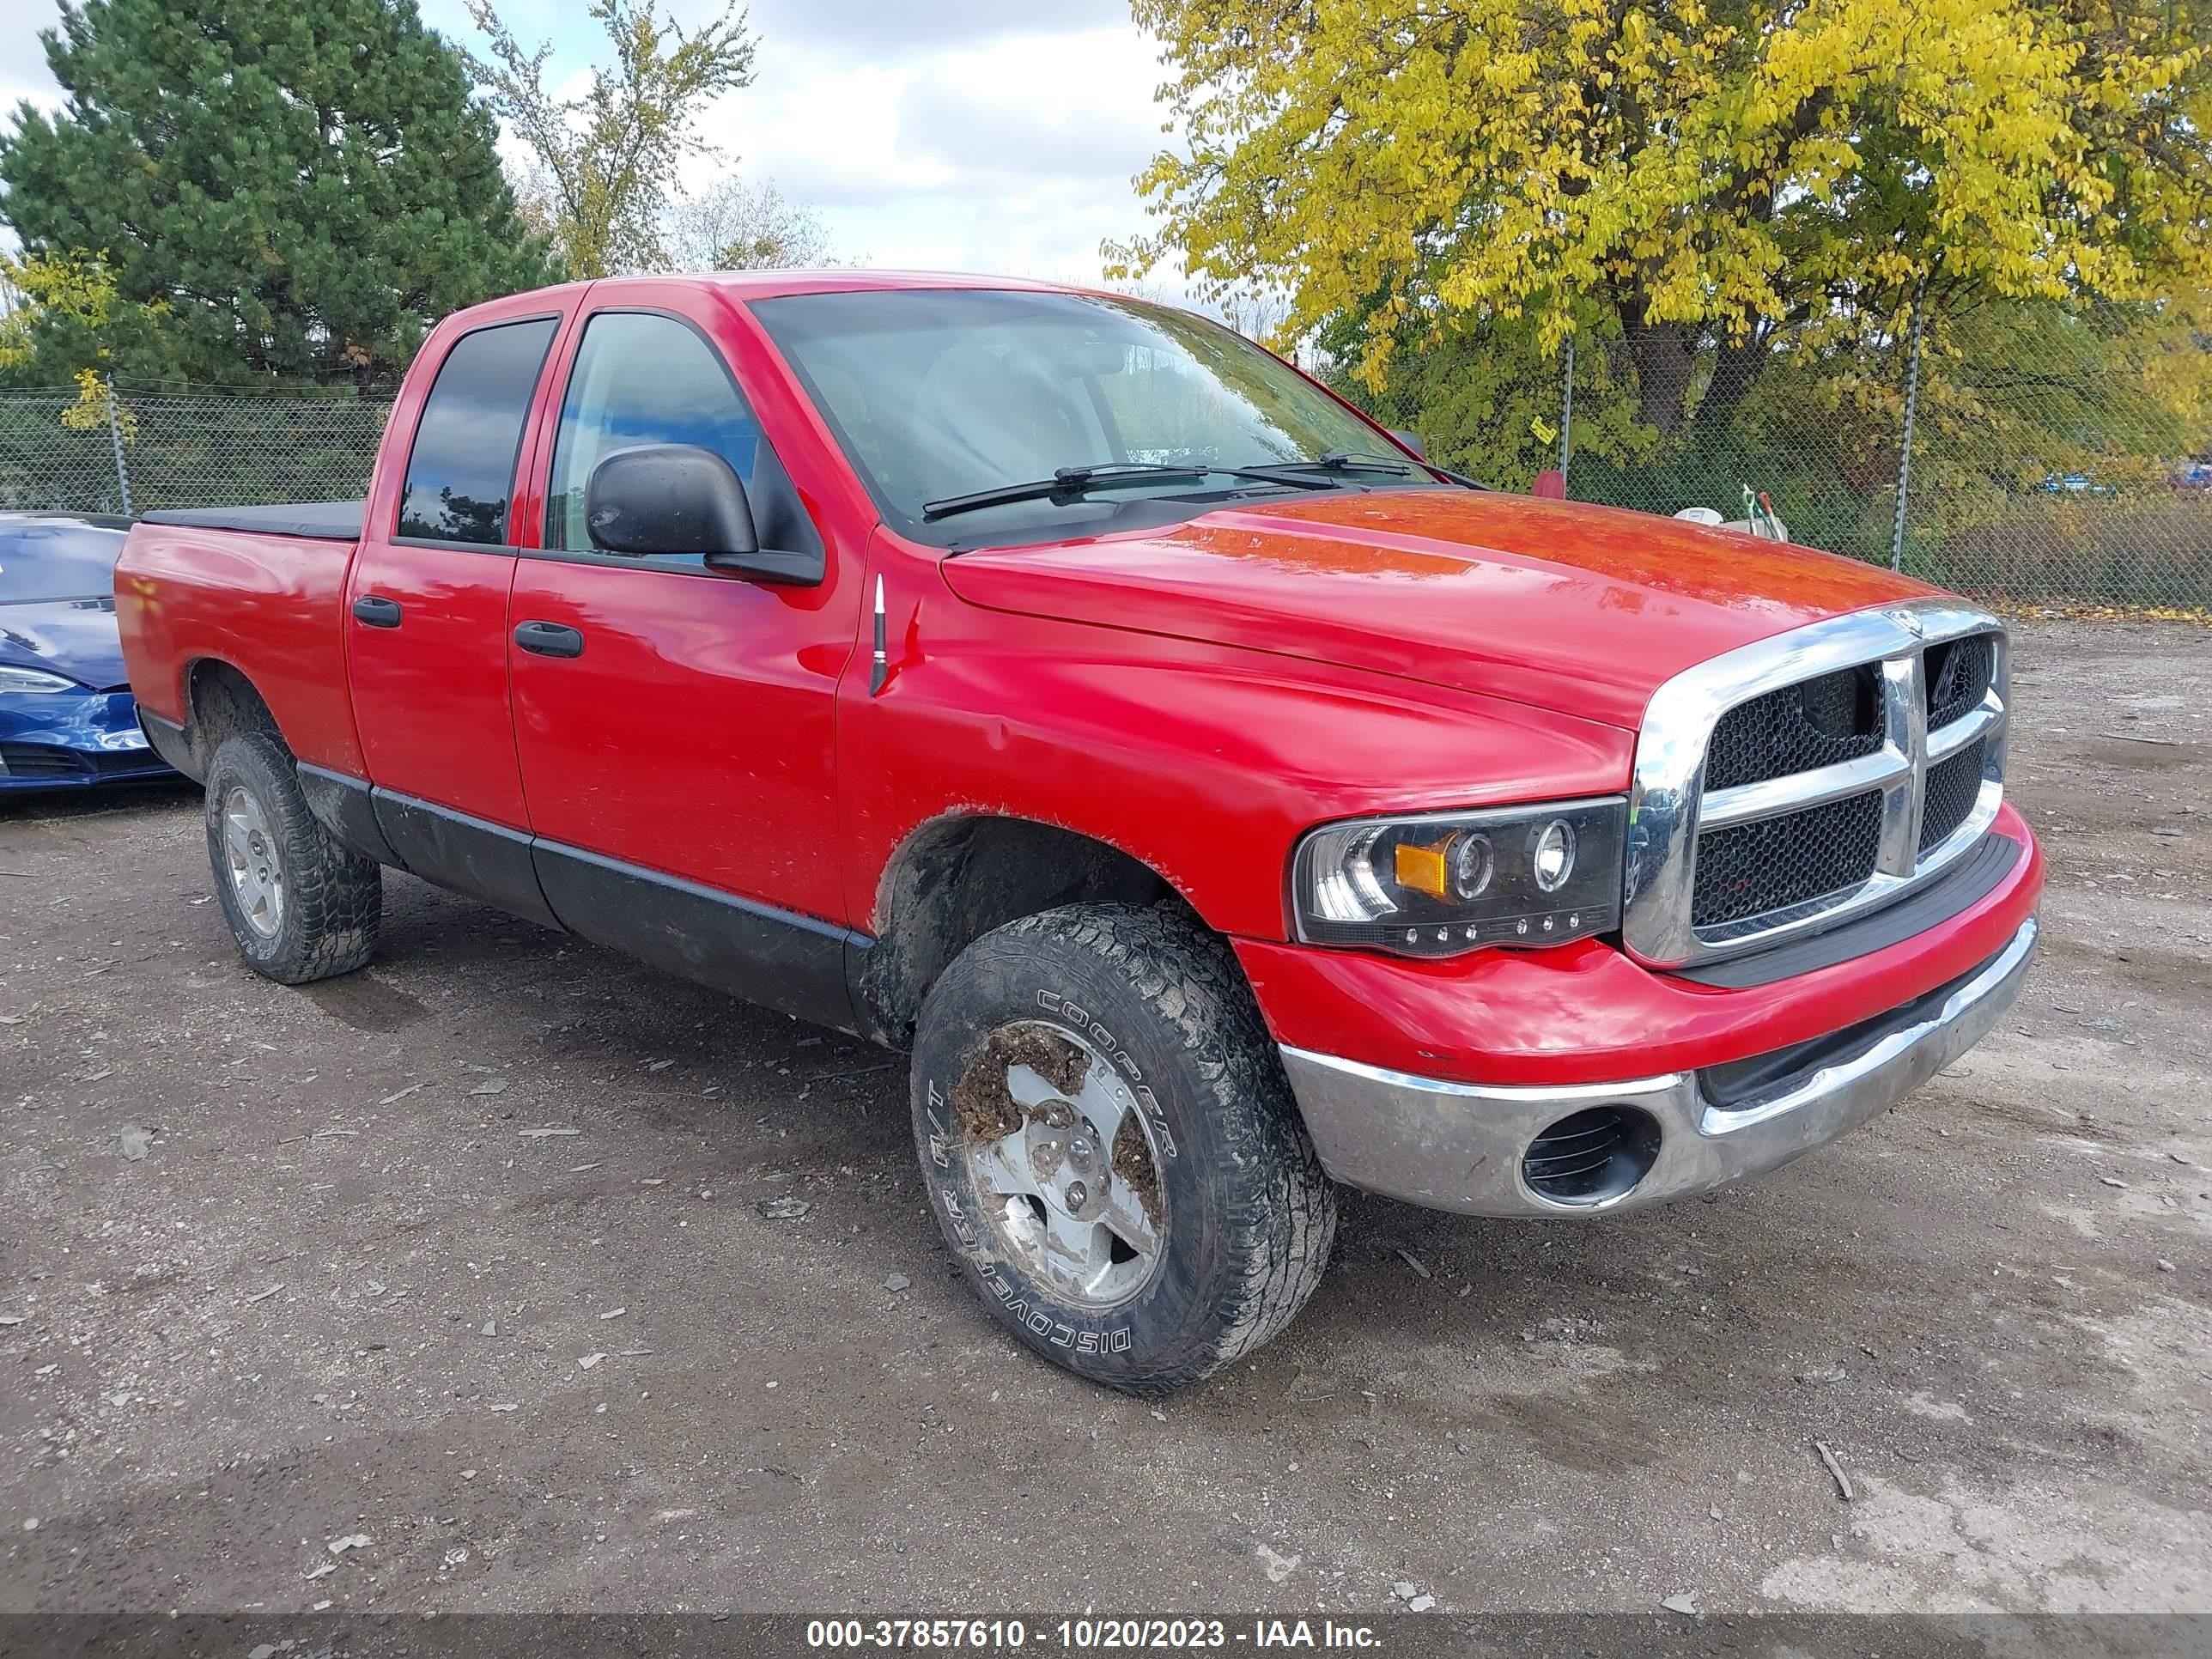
[1522,1105,1662,1205]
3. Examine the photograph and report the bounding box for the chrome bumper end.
[1278,916,2038,1218]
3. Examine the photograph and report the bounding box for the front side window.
[396,317,557,545]
[544,311,767,553]
[750,289,1400,544]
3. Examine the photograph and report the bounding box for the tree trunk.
[1621,316,1773,435]
[1623,316,1699,436]
[1698,330,1771,429]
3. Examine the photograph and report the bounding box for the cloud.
[743,0,1131,52]
[4,0,1186,289]
[695,21,1173,282]
[0,3,64,124]
[895,35,1166,190]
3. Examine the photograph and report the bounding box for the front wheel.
[910,903,1338,1394]
[204,732,382,984]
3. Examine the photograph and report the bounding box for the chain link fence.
[1337,304,2212,615]
[3,333,2207,613]
[0,383,392,519]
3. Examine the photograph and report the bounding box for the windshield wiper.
[921,462,1333,521]
[1253,451,1492,490]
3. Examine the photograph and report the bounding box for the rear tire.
[204,732,380,984]
[910,902,1337,1394]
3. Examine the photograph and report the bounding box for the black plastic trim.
[137,709,201,781]
[532,839,862,1035]
[252,770,873,1038]
[295,763,404,868]
[1673,832,2022,989]
[142,501,364,541]
[373,790,563,931]
[514,620,584,658]
[1698,939,2010,1109]
[390,536,526,556]
[351,594,403,628]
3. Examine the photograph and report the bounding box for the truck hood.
[939,490,1938,731]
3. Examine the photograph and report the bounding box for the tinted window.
[751,289,1394,543]
[397,318,557,544]
[0,520,125,602]
[544,311,767,553]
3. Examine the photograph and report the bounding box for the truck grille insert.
[1680,627,2003,948]
[1692,790,1884,929]
[1705,665,1882,790]
[1924,635,1996,732]
[1920,738,1987,852]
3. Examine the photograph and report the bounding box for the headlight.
[1292,797,1626,957]
[0,666,77,694]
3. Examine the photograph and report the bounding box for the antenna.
[868,574,888,695]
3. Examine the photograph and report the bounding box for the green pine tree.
[0,0,558,386]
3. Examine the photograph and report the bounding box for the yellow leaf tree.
[0,250,125,375]
[1120,0,2212,438]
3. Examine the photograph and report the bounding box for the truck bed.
[116,513,368,778]
[140,501,365,541]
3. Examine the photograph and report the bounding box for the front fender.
[838,554,1633,943]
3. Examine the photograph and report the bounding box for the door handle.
[350,594,402,628]
[514,620,585,659]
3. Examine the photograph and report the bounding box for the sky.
[0,0,1182,289]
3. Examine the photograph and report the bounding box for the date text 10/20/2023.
[804,1620,1384,1650]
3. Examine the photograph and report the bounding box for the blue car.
[0,513,176,792]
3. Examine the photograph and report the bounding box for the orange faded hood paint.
[939,489,1940,731]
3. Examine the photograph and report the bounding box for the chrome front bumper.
[1278,915,2038,1218]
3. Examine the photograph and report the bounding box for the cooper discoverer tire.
[204,732,381,984]
[910,902,1337,1394]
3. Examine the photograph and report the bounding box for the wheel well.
[185,659,283,769]
[856,815,1194,1047]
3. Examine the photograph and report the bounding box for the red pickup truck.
[117,272,2042,1393]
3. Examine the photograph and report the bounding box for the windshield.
[750,289,1402,543]
[0,519,125,604]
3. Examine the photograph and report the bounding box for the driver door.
[506,286,863,1022]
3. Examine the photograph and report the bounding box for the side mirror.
[583,444,821,585]
[1389,428,1428,459]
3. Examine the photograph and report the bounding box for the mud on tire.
[910,902,1338,1394]
[203,732,382,985]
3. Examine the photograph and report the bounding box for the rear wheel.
[203,732,381,984]
[910,902,1337,1394]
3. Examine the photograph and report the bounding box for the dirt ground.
[0,619,2206,1618]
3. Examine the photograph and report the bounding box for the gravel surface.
[0,619,2206,1615]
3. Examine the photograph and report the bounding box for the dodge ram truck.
[117,271,2043,1394]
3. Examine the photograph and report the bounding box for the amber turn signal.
[1393,836,1454,901]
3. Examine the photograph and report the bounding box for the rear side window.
[397,317,558,545]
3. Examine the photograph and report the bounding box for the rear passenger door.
[346,307,565,925]
[507,290,863,1024]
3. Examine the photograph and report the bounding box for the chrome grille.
[1623,603,2008,968]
